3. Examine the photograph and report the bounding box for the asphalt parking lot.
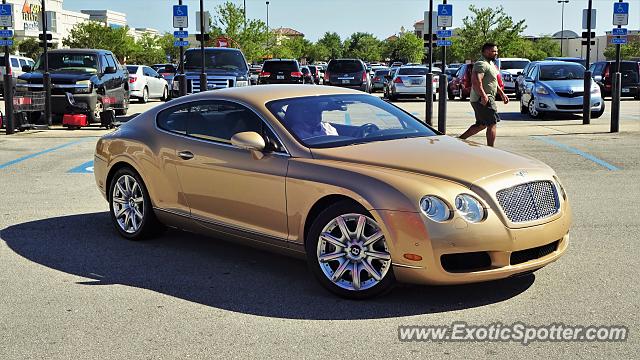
[0,93,639,359]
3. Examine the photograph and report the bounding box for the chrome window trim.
[154,97,291,157]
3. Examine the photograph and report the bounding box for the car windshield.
[266,94,437,148]
[539,65,585,81]
[184,50,247,71]
[398,67,428,75]
[35,53,99,73]
[501,60,529,70]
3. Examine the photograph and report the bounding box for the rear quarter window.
[328,60,364,73]
[262,61,299,72]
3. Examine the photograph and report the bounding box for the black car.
[172,47,251,97]
[258,59,304,84]
[590,60,640,99]
[324,59,370,92]
[307,65,321,84]
[17,49,130,123]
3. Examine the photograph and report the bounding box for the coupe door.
[171,100,289,242]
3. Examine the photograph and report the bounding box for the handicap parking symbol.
[68,160,94,174]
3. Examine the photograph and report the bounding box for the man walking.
[459,43,508,147]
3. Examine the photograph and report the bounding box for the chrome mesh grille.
[496,181,559,223]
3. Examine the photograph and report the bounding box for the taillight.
[324,72,329,81]
[362,72,367,82]
[603,65,610,84]
[393,77,403,84]
[291,71,303,77]
[433,76,439,83]
[373,76,380,81]
[259,71,271,77]
[128,76,136,83]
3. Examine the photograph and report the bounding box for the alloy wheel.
[111,174,144,234]
[316,213,391,291]
[528,99,539,117]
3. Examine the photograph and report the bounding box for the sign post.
[582,1,594,125]
[0,1,13,134]
[173,3,188,97]
[611,1,629,133]
[436,1,452,134]
[425,3,434,126]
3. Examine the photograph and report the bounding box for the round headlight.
[455,194,485,223]
[420,196,451,222]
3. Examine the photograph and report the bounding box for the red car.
[448,62,504,101]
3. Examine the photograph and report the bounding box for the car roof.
[48,49,112,54]
[170,84,366,109]
[499,58,530,61]
[537,61,584,66]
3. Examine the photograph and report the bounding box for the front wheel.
[161,86,169,102]
[305,201,395,299]
[528,98,543,119]
[109,168,162,240]
[139,87,148,103]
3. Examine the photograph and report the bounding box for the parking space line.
[68,160,94,174]
[0,139,90,170]
[531,136,621,171]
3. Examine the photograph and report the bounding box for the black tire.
[447,88,455,100]
[591,101,605,119]
[305,201,396,299]
[460,89,467,101]
[515,88,521,100]
[520,99,528,114]
[389,94,397,101]
[139,87,148,103]
[115,94,129,116]
[161,86,169,101]
[108,167,162,241]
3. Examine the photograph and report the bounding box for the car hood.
[19,71,95,83]
[540,79,585,92]
[310,135,550,186]
[183,69,247,77]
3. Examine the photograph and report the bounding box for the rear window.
[500,60,529,70]
[328,60,364,73]
[375,69,389,76]
[261,60,299,72]
[398,67,428,75]
[126,66,139,74]
[619,62,639,72]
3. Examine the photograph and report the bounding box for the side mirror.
[22,65,32,73]
[231,131,266,152]
[104,66,117,74]
[516,72,522,76]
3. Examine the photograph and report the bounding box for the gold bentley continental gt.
[94,85,571,299]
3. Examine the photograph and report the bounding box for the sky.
[63,0,640,41]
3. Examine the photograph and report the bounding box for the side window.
[99,55,109,72]
[157,104,189,135]
[105,54,116,69]
[529,65,539,80]
[148,67,160,77]
[10,58,18,67]
[187,101,264,144]
[19,59,27,66]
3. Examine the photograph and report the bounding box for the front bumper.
[535,94,603,113]
[372,173,572,285]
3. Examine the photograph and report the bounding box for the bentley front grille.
[496,180,559,223]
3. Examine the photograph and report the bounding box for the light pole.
[266,1,270,48]
[557,0,569,56]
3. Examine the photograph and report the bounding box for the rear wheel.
[161,86,168,102]
[447,88,455,100]
[305,201,395,299]
[108,168,162,240]
[139,87,148,103]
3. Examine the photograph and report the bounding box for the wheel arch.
[302,194,369,246]
[105,160,145,201]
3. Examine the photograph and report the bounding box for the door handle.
[178,151,194,160]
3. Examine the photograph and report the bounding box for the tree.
[18,37,40,60]
[382,32,424,64]
[450,5,527,62]
[317,32,343,59]
[158,33,180,62]
[603,39,640,60]
[343,32,381,61]
[307,43,329,62]
[63,21,137,62]
[129,34,166,65]
[211,1,269,62]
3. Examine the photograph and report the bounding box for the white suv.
[0,54,35,95]
[498,58,530,95]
